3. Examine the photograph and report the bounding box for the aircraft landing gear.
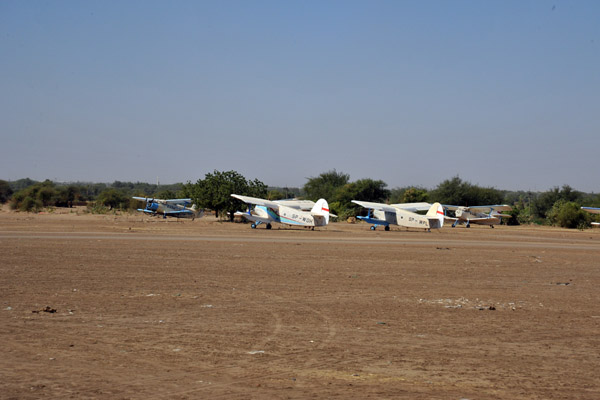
[490,225,494,228]
[384,226,390,231]
[370,226,376,230]
[251,223,257,229]
[452,222,457,228]
[266,223,272,230]
[466,222,471,228]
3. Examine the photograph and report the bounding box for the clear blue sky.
[2,1,599,192]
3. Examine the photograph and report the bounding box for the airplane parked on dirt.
[351,201,445,231]
[443,205,512,228]
[581,207,600,226]
[132,197,202,219]
[231,194,332,229]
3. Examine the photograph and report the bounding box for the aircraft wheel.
[370,226,376,231]
[466,224,470,228]
[490,225,495,229]
[452,223,456,228]
[266,223,272,230]
[251,224,257,229]
[384,226,390,231]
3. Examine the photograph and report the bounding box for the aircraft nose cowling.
[147,202,159,211]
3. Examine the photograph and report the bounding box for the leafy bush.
[547,200,591,229]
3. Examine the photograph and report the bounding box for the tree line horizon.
[2,170,599,229]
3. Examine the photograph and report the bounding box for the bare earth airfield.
[1,208,599,399]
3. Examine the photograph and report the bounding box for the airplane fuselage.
[371,209,433,229]
[241,205,321,227]
[140,201,196,218]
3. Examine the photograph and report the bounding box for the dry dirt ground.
[1,207,599,399]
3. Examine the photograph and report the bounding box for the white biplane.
[231,194,332,229]
[351,201,445,231]
[443,205,512,228]
[132,197,202,219]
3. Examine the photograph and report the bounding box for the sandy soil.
[1,208,599,399]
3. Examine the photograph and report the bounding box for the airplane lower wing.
[355,215,390,228]
[163,209,194,215]
[466,217,499,222]
[234,211,271,224]
[163,198,192,205]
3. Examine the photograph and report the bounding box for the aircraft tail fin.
[426,202,445,228]
[311,199,330,226]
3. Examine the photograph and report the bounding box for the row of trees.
[2,172,599,228]
[2,179,186,213]
[301,171,599,228]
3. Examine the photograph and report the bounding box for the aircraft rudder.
[311,198,330,226]
[426,202,445,228]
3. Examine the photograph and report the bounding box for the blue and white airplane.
[352,201,445,231]
[231,194,332,229]
[581,207,600,226]
[132,197,202,219]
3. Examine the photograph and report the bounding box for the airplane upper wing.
[231,194,281,209]
[444,204,512,212]
[351,200,398,213]
[390,202,432,212]
[274,199,315,210]
[469,205,512,212]
[582,207,600,214]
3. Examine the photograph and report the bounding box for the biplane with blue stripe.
[231,194,332,230]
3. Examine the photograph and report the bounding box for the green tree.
[532,185,583,220]
[331,179,390,219]
[186,170,267,221]
[401,187,429,203]
[303,169,350,201]
[430,176,503,206]
[267,189,285,200]
[334,179,389,204]
[0,180,13,203]
[97,188,130,210]
[8,178,38,192]
[9,180,57,211]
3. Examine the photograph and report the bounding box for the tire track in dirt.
[167,289,340,398]
[2,231,600,250]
